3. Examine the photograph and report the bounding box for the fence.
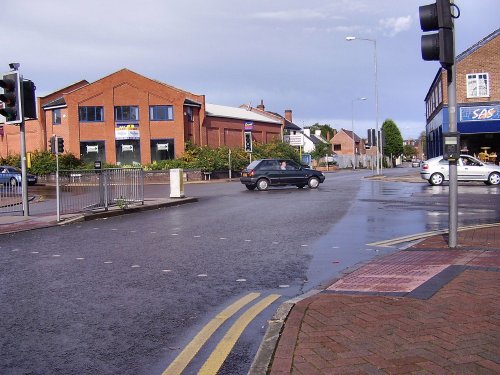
[58,168,144,215]
[0,184,24,214]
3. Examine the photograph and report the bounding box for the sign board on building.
[157,143,169,151]
[289,134,304,146]
[460,105,500,122]
[244,121,254,131]
[122,145,134,152]
[86,145,98,153]
[115,124,140,140]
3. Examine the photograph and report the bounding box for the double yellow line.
[163,292,280,375]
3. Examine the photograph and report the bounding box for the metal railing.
[58,168,144,215]
[0,184,24,214]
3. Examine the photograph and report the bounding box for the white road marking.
[236,279,247,282]
[197,274,208,277]
[104,261,113,264]
[279,284,290,288]
[76,258,85,260]
[131,265,140,268]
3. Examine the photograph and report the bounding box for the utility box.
[169,168,185,198]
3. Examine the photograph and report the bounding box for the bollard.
[169,168,185,198]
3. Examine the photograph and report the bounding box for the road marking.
[162,292,260,375]
[368,222,500,247]
[198,294,281,375]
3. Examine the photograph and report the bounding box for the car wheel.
[9,177,18,186]
[487,172,500,185]
[256,178,269,191]
[308,177,320,189]
[429,173,444,186]
[296,184,306,189]
[245,184,256,190]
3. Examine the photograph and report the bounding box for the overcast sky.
[2,0,498,139]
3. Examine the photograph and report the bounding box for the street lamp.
[346,36,380,175]
[351,97,367,170]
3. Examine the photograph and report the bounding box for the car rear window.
[258,160,280,170]
[246,160,261,170]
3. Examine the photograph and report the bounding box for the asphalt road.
[1,168,499,374]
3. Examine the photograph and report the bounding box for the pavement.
[0,197,198,235]
[2,183,499,375]
[257,225,500,375]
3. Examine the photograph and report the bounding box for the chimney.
[303,128,311,137]
[256,99,265,111]
[284,109,293,122]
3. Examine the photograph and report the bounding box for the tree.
[308,123,336,141]
[403,144,417,160]
[381,119,403,167]
[311,142,332,164]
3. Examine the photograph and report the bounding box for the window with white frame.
[467,73,489,98]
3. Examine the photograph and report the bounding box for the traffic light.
[22,79,37,119]
[50,135,56,154]
[0,71,22,124]
[244,131,252,153]
[57,137,64,153]
[419,0,454,68]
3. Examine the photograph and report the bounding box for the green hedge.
[1,141,301,174]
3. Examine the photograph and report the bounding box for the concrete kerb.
[248,289,321,375]
[0,197,198,236]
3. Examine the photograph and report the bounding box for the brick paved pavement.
[268,226,500,375]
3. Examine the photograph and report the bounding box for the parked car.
[0,166,38,186]
[420,155,500,186]
[411,160,421,168]
[240,159,325,191]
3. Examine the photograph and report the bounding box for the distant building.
[424,28,499,161]
[0,70,301,164]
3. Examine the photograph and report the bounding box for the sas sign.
[460,105,499,122]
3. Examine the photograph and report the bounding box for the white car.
[420,155,500,186]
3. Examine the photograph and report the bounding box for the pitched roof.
[42,97,66,109]
[205,103,282,124]
[341,128,361,142]
[456,27,499,62]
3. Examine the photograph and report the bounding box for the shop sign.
[86,145,98,153]
[122,145,134,152]
[460,105,499,122]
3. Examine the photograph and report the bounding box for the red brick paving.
[269,226,500,375]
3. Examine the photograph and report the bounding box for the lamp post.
[351,97,367,170]
[346,36,380,175]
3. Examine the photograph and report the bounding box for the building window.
[185,106,193,122]
[53,109,61,125]
[115,106,139,121]
[150,139,175,162]
[467,73,489,98]
[150,105,174,121]
[334,144,341,151]
[79,106,104,122]
[80,141,106,163]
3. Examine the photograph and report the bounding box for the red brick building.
[1,69,295,165]
[425,28,499,160]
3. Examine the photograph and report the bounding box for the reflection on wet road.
[305,179,500,289]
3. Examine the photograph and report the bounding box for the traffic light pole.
[447,38,458,248]
[20,119,29,217]
[17,67,29,217]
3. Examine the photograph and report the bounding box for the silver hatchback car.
[420,155,500,186]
